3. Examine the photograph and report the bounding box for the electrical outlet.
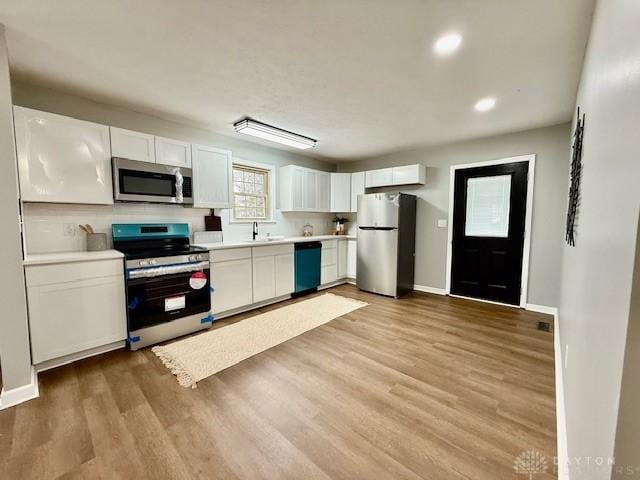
[437,219,447,228]
[63,223,76,237]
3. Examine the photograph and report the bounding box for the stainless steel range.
[112,223,212,350]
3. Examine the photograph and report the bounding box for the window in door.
[231,163,271,221]
[464,174,511,237]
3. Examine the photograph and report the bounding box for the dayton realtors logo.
[513,450,549,479]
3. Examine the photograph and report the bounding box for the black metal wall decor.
[565,108,585,246]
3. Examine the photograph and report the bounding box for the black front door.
[451,161,529,305]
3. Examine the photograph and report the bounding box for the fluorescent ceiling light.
[434,33,462,56]
[474,97,497,112]
[234,119,317,150]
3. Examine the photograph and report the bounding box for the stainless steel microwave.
[112,157,193,204]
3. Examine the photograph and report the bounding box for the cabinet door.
[252,255,276,303]
[365,168,394,188]
[110,127,156,163]
[155,136,191,168]
[14,107,114,205]
[338,240,348,278]
[347,240,357,278]
[212,258,253,314]
[330,173,351,212]
[292,167,307,210]
[28,276,127,364]
[350,171,365,213]
[192,144,231,208]
[392,164,426,185]
[321,265,338,285]
[305,170,317,210]
[316,172,330,212]
[275,253,294,296]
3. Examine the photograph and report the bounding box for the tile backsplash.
[22,202,340,254]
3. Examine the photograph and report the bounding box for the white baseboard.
[526,303,559,316]
[554,309,569,480]
[413,284,447,295]
[0,367,39,410]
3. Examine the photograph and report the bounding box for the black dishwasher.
[294,242,322,294]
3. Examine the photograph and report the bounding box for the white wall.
[557,0,640,478]
[0,25,32,392]
[12,83,338,252]
[338,123,570,307]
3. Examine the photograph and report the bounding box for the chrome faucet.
[252,221,258,240]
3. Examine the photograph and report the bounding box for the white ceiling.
[0,0,594,161]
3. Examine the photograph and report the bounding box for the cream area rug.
[152,293,368,388]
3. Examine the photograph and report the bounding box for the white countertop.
[23,249,125,266]
[195,234,356,251]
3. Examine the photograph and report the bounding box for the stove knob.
[139,260,149,266]
[196,254,202,261]
[149,259,158,265]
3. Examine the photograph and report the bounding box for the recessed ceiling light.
[434,33,462,56]
[474,97,496,112]
[234,118,317,149]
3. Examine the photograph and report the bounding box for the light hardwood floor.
[0,284,557,479]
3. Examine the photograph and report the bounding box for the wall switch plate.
[437,219,447,228]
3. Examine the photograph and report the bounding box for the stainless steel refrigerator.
[356,193,417,297]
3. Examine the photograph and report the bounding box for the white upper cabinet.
[110,127,156,163]
[350,171,365,213]
[392,164,426,186]
[280,165,333,212]
[191,144,231,208]
[155,136,191,168]
[365,168,394,188]
[330,173,351,212]
[316,171,331,212]
[14,106,114,205]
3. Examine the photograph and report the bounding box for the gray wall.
[338,123,570,307]
[0,25,33,391]
[557,0,640,478]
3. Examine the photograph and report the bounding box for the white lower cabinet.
[347,239,357,279]
[210,248,253,314]
[275,253,295,296]
[252,256,276,303]
[338,239,348,278]
[320,240,338,285]
[252,244,294,303]
[25,259,127,364]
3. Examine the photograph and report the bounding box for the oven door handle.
[127,261,210,279]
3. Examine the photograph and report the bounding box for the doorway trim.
[444,154,536,308]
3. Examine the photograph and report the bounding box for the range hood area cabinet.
[13,106,114,205]
[110,126,192,168]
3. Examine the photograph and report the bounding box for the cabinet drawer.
[321,246,338,267]
[25,259,123,287]
[321,239,337,249]
[252,243,293,258]
[210,247,252,263]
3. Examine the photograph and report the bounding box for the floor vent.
[537,321,551,332]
